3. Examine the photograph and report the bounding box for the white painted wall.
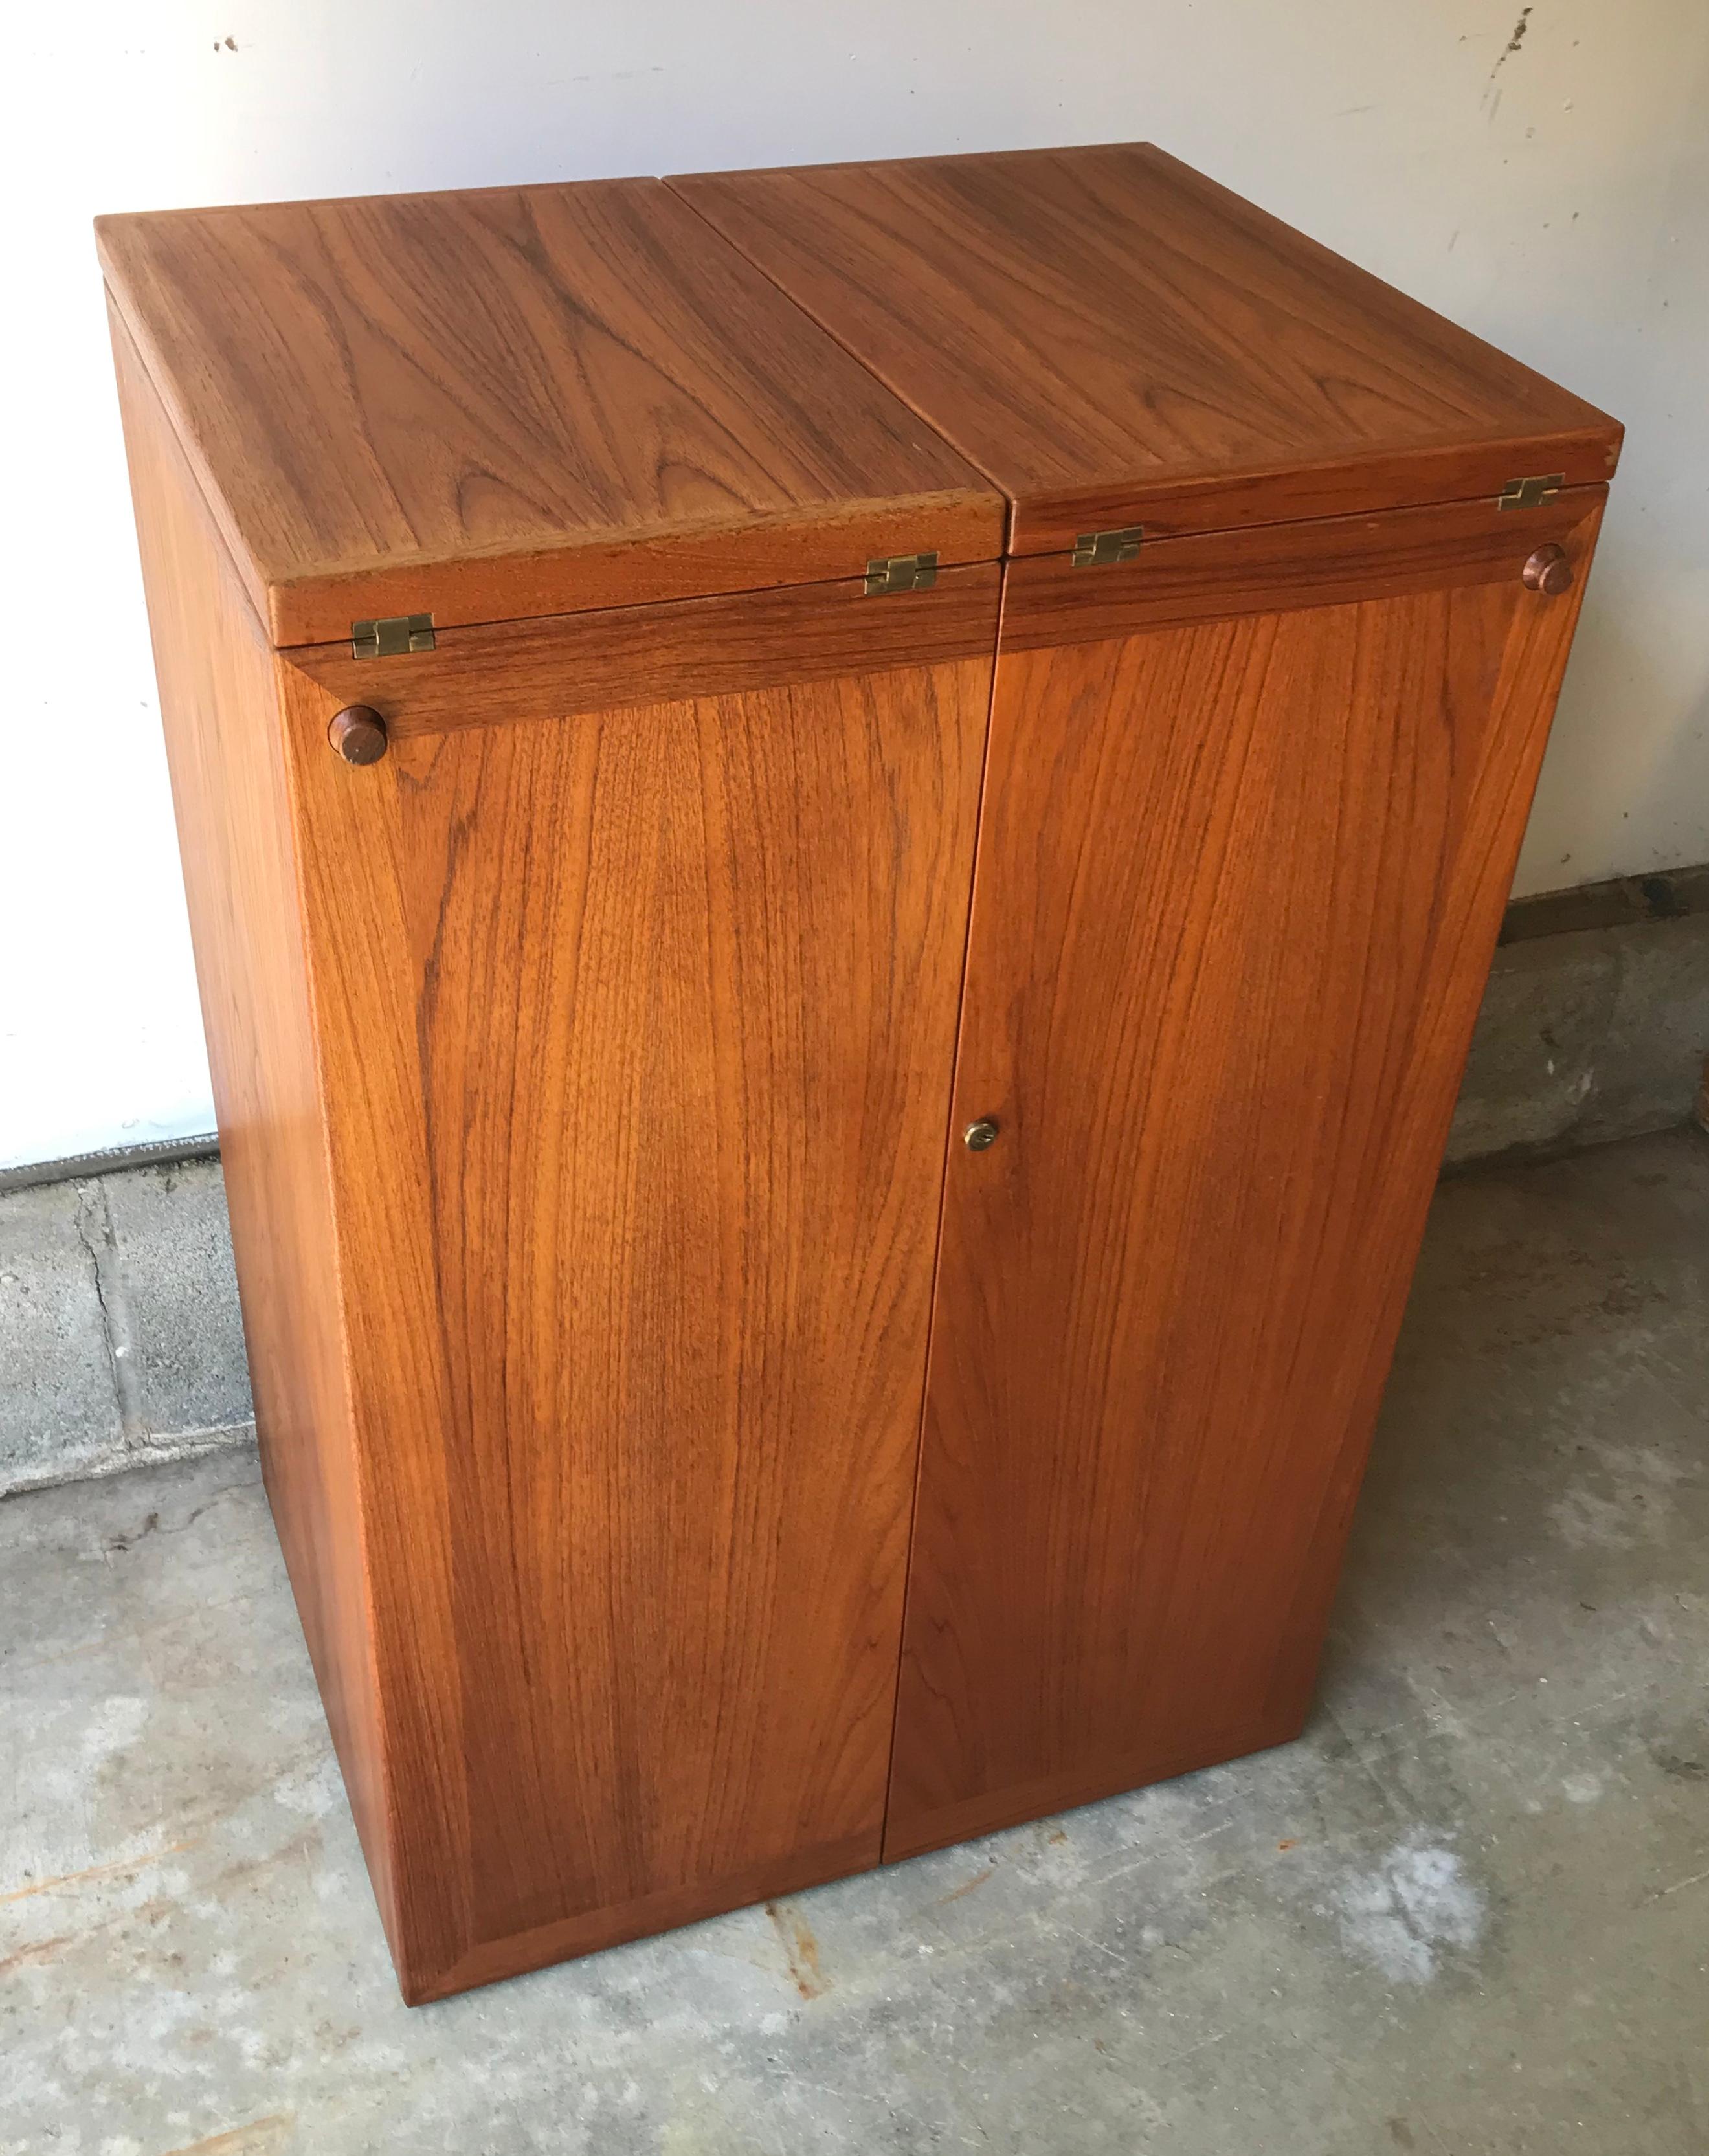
[3,1,1704,1170]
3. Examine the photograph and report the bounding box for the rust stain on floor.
[934,1867,996,1906]
[0,1932,76,1977]
[0,1891,178,1975]
[160,2115,295,2155]
[0,1839,199,1905]
[210,1827,318,1897]
[765,1900,829,1998]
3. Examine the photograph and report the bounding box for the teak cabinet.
[99,144,1620,2001]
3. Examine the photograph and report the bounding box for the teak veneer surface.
[102,142,1621,2002]
[106,302,397,1935]
[673,144,1622,549]
[110,189,1002,1996]
[285,563,1001,738]
[886,493,1604,1858]
[998,489,1603,649]
[96,178,1003,644]
[280,621,994,1999]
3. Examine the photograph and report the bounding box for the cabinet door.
[281,573,995,1997]
[887,497,1603,1859]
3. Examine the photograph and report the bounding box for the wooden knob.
[1522,544,1573,597]
[328,706,388,764]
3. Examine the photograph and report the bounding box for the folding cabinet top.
[98,146,1620,650]
[96,178,1004,647]
[672,143,1622,555]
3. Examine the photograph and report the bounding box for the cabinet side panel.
[107,305,396,1940]
[279,637,994,1998]
[889,511,1600,1857]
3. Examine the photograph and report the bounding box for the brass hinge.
[1497,474,1564,512]
[1072,526,1145,567]
[865,551,938,596]
[352,613,436,659]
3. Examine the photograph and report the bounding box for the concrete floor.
[3,1130,1706,2155]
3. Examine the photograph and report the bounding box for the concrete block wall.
[0,1161,253,1495]
[3,872,1706,1498]
[1445,872,1709,1168]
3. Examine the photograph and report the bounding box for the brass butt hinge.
[352,613,436,659]
[1071,526,1145,567]
[1497,474,1564,512]
[865,551,938,596]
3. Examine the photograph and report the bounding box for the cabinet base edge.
[882,1706,1312,1865]
[396,1708,1317,1997]
[402,1827,881,2005]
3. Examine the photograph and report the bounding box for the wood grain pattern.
[673,144,1622,551]
[104,146,1622,2001]
[286,563,1000,740]
[278,633,994,1999]
[1001,489,1605,651]
[886,500,1603,1860]
[418,1830,877,2003]
[97,179,1003,643]
[106,302,399,1937]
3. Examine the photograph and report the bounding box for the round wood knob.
[1522,544,1573,597]
[328,706,388,764]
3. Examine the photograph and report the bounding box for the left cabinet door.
[279,575,997,1997]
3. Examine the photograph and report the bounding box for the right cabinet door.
[887,492,1605,1860]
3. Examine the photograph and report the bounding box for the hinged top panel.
[671,145,1622,554]
[97,179,1003,646]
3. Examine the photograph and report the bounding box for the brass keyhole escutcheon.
[963,1118,1000,1151]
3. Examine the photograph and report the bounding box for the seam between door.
[876,555,1014,1861]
